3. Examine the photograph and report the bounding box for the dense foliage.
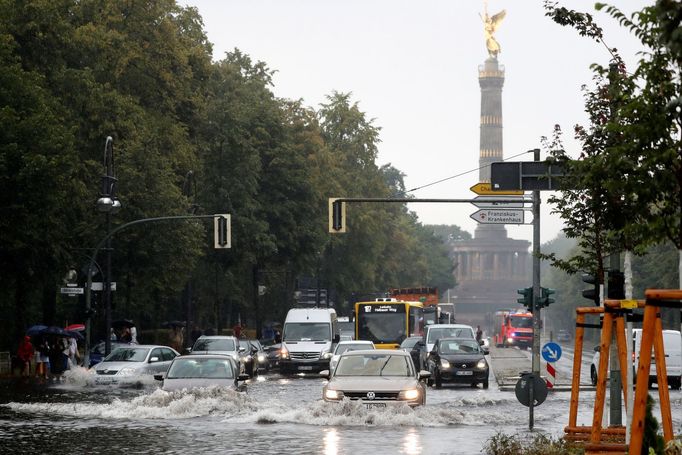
[0,0,456,350]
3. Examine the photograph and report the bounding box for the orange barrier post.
[628,289,680,455]
[590,311,613,444]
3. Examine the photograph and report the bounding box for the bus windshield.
[358,312,405,344]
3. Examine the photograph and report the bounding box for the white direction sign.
[472,196,525,209]
[60,287,84,295]
[470,209,525,224]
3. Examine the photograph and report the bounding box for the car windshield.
[427,328,473,344]
[167,358,235,379]
[335,343,372,355]
[440,340,480,355]
[283,323,330,341]
[335,354,411,377]
[239,340,251,350]
[193,338,236,352]
[400,338,420,349]
[104,347,149,362]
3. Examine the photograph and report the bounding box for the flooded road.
[1,355,681,454]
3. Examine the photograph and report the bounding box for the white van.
[635,329,681,390]
[590,329,682,389]
[422,324,476,368]
[279,307,339,374]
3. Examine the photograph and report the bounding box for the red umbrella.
[65,323,85,332]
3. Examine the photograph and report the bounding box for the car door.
[148,348,165,373]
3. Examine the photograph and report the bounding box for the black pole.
[105,211,113,356]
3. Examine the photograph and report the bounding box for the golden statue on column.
[480,2,506,58]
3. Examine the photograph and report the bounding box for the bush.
[482,432,584,455]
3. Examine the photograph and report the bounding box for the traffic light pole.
[529,149,542,430]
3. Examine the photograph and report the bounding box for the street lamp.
[96,136,121,357]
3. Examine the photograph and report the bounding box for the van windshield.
[283,322,331,341]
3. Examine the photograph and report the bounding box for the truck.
[389,287,439,306]
[279,307,339,374]
[389,287,443,326]
[493,309,533,348]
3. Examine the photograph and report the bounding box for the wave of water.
[2,385,524,428]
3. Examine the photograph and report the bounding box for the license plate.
[365,403,386,409]
[456,371,473,376]
[298,366,313,371]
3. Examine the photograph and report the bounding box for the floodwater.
[1,355,681,454]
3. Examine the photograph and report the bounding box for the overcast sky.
[181,0,649,244]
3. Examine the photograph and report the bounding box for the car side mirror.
[334,334,340,343]
[478,339,485,346]
[419,370,431,380]
[237,373,250,382]
[149,356,159,363]
[239,347,246,353]
[153,374,164,381]
[319,370,330,379]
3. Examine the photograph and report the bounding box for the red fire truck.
[493,309,533,348]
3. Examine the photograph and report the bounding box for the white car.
[590,329,681,389]
[91,344,179,385]
[321,349,430,408]
[329,340,375,372]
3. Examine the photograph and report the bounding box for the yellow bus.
[354,299,424,349]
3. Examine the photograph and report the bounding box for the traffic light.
[581,273,600,306]
[214,214,231,249]
[607,270,625,300]
[328,198,347,233]
[517,287,533,312]
[539,287,555,307]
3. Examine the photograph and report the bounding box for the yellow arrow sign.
[470,182,524,196]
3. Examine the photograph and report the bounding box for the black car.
[400,336,426,371]
[426,337,489,389]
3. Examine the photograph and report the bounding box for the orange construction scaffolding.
[564,294,675,454]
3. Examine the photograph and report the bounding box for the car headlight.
[325,389,341,400]
[118,367,136,376]
[440,359,450,369]
[257,354,266,362]
[280,347,289,359]
[322,351,332,360]
[507,337,513,343]
[400,389,420,400]
[476,359,487,369]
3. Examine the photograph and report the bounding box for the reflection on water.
[402,428,420,455]
[323,427,340,455]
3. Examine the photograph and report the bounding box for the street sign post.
[470,209,525,224]
[470,182,524,195]
[471,195,525,209]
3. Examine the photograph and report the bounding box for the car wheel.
[434,369,442,389]
[671,378,681,390]
[482,379,489,389]
[591,366,597,386]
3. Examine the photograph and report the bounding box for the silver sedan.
[156,355,248,391]
[90,344,179,385]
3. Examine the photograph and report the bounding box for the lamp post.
[95,136,121,356]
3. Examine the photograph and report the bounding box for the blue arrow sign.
[542,342,562,363]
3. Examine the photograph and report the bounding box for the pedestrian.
[48,337,68,379]
[34,337,49,379]
[476,325,483,343]
[17,336,34,377]
[67,337,80,368]
[130,326,138,344]
[233,322,242,338]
